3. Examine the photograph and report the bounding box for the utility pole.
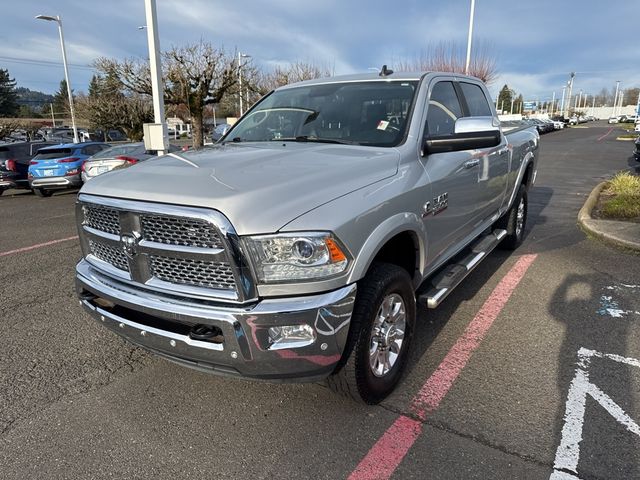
[465,0,476,75]
[560,87,566,115]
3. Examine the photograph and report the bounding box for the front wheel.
[327,263,415,404]
[33,188,53,198]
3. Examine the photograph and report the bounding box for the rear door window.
[459,82,492,117]
[426,81,463,136]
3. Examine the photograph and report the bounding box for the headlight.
[244,232,349,283]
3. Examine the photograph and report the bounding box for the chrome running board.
[419,229,507,309]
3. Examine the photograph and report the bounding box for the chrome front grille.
[84,204,120,235]
[77,196,253,302]
[141,214,223,248]
[150,256,236,290]
[89,239,129,272]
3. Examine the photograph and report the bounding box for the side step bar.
[418,229,507,309]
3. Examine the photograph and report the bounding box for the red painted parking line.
[0,235,78,257]
[348,253,538,480]
[597,127,614,142]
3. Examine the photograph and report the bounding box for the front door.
[420,79,482,267]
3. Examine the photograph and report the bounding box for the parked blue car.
[28,142,110,197]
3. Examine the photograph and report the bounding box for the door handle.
[463,159,480,168]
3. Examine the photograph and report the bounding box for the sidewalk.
[578,182,640,253]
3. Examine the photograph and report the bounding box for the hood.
[80,142,399,235]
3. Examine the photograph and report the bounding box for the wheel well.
[371,232,418,280]
[522,162,534,189]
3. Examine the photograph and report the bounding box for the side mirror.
[424,116,501,155]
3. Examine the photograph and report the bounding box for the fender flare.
[505,151,535,211]
[346,212,427,288]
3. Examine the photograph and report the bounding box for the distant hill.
[15,87,55,113]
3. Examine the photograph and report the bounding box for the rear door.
[457,81,510,222]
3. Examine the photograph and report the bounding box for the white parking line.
[550,348,640,479]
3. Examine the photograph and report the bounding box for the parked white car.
[608,116,619,124]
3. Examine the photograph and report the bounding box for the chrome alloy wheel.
[515,197,525,237]
[369,293,406,377]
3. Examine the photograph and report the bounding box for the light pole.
[35,14,79,143]
[143,0,168,155]
[238,52,251,116]
[560,87,566,115]
[565,72,575,119]
[465,0,476,75]
[577,90,582,110]
[613,80,620,118]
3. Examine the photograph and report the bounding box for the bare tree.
[394,41,498,85]
[0,118,22,139]
[256,61,332,94]
[163,42,237,146]
[95,41,237,147]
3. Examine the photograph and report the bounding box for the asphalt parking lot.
[1,123,639,479]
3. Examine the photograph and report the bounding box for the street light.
[238,52,251,116]
[465,0,476,75]
[35,14,79,143]
[613,80,620,118]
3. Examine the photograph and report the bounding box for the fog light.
[268,324,316,350]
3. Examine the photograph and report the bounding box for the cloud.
[0,0,638,96]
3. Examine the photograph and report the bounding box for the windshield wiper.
[274,136,357,145]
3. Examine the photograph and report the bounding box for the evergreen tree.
[0,68,19,117]
[53,79,71,115]
[88,74,101,98]
[497,84,513,114]
[515,94,524,114]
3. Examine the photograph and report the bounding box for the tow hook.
[189,324,224,343]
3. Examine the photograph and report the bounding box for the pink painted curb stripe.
[597,127,613,142]
[348,253,538,480]
[0,235,78,257]
[347,416,423,480]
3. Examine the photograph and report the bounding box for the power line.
[0,55,95,71]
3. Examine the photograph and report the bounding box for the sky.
[1,0,639,104]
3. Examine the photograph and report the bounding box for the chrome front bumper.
[76,259,356,382]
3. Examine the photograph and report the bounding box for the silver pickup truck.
[75,70,538,404]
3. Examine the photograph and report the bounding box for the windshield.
[225,80,418,147]
[33,148,73,160]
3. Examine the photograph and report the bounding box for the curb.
[578,182,640,253]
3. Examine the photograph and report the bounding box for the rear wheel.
[33,188,53,198]
[497,184,527,250]
[327,263,415,404]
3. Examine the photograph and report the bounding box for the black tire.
[327,263,416,404]
[33,188,53,198]
[496,184,527,250]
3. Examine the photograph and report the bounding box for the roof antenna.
[379,65,393,77]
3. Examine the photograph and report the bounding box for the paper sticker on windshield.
[377,120,389,130]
